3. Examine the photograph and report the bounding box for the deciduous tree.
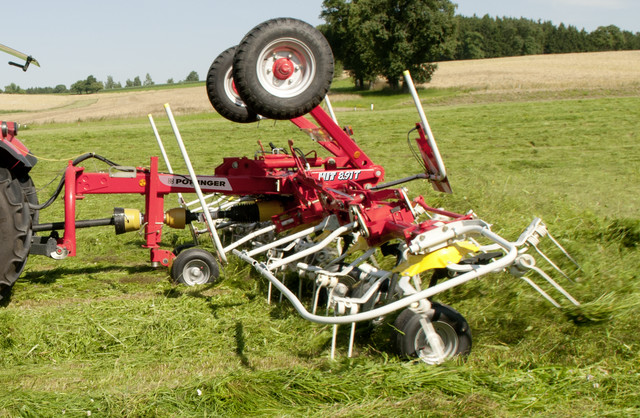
[70,75,103,94]
[321,0,457,89]
[144,73,154,86]
[185,71,199,82]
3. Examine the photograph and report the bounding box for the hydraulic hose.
[29,153,121,211]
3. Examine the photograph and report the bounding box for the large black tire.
[206,46,259,124]
[170,248,220,286]
[395,302,472,364]
[0,168,33,299]
[232,18,334,120]
[20,175,39,227]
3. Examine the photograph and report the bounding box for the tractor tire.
[395,302,472,364]
[20,175,39,226]
[206,46,259,124]
[170,248,220,286]
[232,18,334,120]
[0,168,34,300]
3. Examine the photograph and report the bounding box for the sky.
[1,0,638,90]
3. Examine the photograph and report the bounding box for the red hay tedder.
[0,19,581,363]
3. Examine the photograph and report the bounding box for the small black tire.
[0,168,33,297]
[206,46,259,124]
[170,248,220,286]
[232,18,334,120]
[395,302,472,364]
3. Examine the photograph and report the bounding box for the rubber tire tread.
[232,18,334,120]
[0,168,33,292]
[171,248,220,286]
[395,302,472,361]
[206,46,259,123]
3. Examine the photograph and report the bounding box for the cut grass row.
[1,90,639,415]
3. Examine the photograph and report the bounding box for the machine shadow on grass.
[20,264,159,285]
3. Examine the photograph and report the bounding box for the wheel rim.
[414,321,459,364]
[180,259,211,286]
[255,37,316,98]
[223,67,246,107]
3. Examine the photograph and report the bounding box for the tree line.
[320,0,640,89]
[453,15,640,60]
[2,71,200,95]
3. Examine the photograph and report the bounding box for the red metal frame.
[51,105,465,266]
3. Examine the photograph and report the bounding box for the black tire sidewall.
[171,248,219,285]
[395,302,472,360]
[206,46,258,124]
[0,168,32,290]
[233,18,334,120]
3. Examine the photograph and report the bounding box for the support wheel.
[0,168,33,300]
[170,248,220,286]
[395,302,472,364]
[232,18,334,120]
[206,46,259,123]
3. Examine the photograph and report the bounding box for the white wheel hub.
[256,37,316,98]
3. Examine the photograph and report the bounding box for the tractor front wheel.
[0,168,34,302]
[395,302,472,364]
[170,248,220,286]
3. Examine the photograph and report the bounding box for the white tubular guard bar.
[233,220,518,325]
[403,70,446,181]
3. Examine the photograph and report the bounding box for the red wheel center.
[273,58,294,80]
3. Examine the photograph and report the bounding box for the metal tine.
[279,273,286,304]
[331,324,338,360]
[520,276,562,308]
[531,244,574,282]
[312,281,323,315]
[526,220,580,283]
[547,230,582,270]
[348,322,356,358]
[528,264,580,306]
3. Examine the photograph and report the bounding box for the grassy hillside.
[1,60,639,415]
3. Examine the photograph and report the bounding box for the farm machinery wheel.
[232,17,334,120]
[21,176,39,225]
[395,302,472,364]
[0,168,34,301]
[206,46,259,124]
[170,248,220,286]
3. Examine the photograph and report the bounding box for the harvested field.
[1,51,639,124]
[0,86,212,125]
[430,50,640,92]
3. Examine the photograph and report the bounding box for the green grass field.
[1,85,639,416]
